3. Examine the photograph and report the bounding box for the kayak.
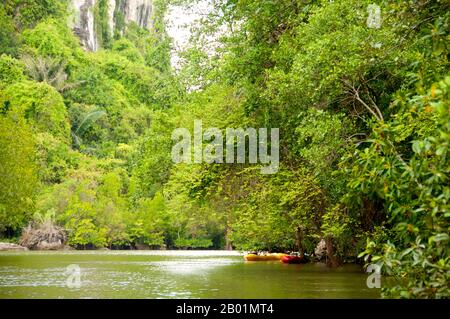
[244,253,288,261]
[244,254,271,261]
[270,253,288,260]
[281,255,306,264]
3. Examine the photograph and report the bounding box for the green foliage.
[294,108,351,201]
[0,81,70,142]
[228,167,324,251]
[0,0,448,299]
[22,55,69,92]
[67,218,108,248]
[0,116,38,234]
[4,0,68,30]
[352,77,449,298]
[112,0,172,71]
[0,55,25,86]
[0,0,177,247]
[0,7,18,56]
[139,0,172,72]
[129,192,167,247]
[38,164,125,248]
[35,132,78,184]
[95,0,113,48]
[130,111,175,200]
[174,237,212,249]
[93,51,178,108]
[177,0,449,296]
[22,18,80,61]
[71,109,107,147]
[111,38,145,63]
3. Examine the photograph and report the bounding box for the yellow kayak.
[244,253,288,261]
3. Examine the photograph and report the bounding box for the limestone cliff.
[69,0,154,51]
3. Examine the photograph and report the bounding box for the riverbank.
[0,242,70,251]
[0,242,28,251]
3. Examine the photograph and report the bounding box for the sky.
[165,1,213,69]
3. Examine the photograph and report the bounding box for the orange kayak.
[244,253,288,261]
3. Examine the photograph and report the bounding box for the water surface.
[0,250,379,298]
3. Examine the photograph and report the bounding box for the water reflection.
[0,251,380,299]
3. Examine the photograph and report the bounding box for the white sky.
[165,1,213,69]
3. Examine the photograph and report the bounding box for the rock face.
[35,240,65,250]
[19,223,67,250]
[314,238,327,261]
[72,0,98,51]
[0,242,28,251]
[70,0,154,51]
[117,0,153,29]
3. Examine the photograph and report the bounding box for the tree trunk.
[325,235,341,267]
[225,226,233,250]
[295,226,304,256]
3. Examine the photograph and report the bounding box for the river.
[0,251,379,298]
